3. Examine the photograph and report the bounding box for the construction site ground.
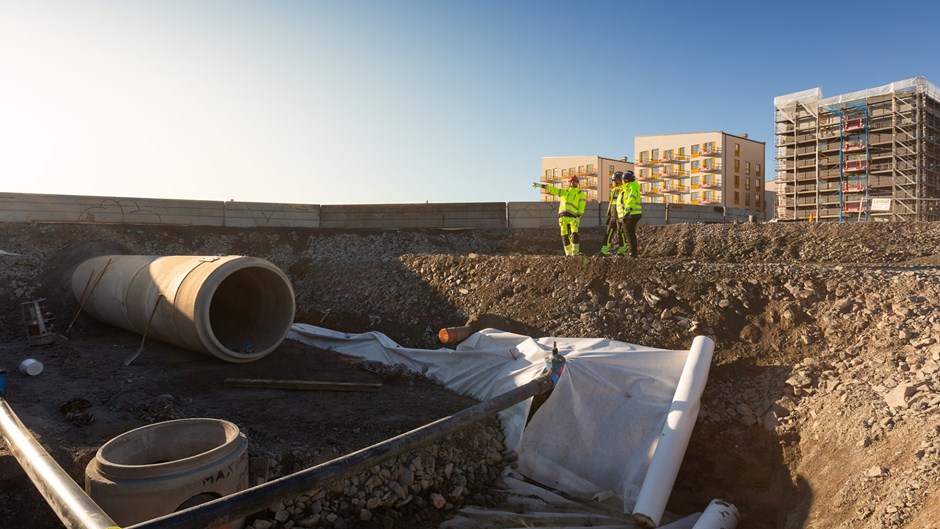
[2,220,940,529]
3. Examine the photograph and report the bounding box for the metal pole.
[0,395,118,529]
[128,374,557,529]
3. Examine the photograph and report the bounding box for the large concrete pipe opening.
[72,255,295,362]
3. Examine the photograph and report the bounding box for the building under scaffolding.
[774,77,940,221]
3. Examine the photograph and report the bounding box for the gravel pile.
[244,423,509,529]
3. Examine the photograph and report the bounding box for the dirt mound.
[2,221,940,528]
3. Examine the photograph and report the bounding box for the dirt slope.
[2,221,940,528]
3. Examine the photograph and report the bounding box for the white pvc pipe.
[690,499,739,529]
[632,335,714,528]
[73,255,295,362]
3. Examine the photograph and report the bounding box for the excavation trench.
[2,222,940,528]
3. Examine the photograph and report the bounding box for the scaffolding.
[774,77,940,222]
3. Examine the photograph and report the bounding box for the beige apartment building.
[774,77,940,221]
[539,156,634,203]
[634,132,766,212]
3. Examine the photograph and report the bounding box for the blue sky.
[2,0,939,205]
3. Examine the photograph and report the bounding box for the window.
[735,174,740,187]
[639,151,648,163]
[691,175,700,185]
[734,159,740,172]
[691,144,700,155]
[678,147,686,157]
[756,180,761,192]
[578,165,584,175]
[756,194,761,208]
[651,149,659,161]
[664,149,673,160]
[746,178,751,191]
[640,168,649,178]
[734,191,740,205]
[608,165,614,175]
[735,143,740,156]
[691,160,700,171]
[756,163,762,177]
[553,168,559,177]
[746,161,751,175]
[562,169,568,177]
[745,193,750,206]
[544,169,550,178]
[569,167,576,176]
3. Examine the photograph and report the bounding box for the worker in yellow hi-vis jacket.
[617,170,643,259]
[533,175,587,256]
[599,171,627,256]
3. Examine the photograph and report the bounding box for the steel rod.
[0,396,118,529]
[128,374,555,529]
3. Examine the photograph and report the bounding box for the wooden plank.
[223,378,382,392]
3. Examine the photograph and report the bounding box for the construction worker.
[617,170,642,258]
[533,175,587,256]
[599,172,627,256]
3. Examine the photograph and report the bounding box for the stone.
[735,403,754,417]
[430,493,447,509]
[884,384,915,409]
[366,497,382,509]
[253,521,273,529]
[297,516,321,528]
[866,466,886,477]
[360,509,373,521]
[274,510,290,523]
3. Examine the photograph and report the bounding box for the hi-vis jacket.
[545,185,586,218]
[606,187,622,219]
[617,181,642,218]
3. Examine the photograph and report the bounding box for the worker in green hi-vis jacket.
[617,170,643,259]
[533,175,587,256]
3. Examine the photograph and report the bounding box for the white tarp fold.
[288,324,704,513]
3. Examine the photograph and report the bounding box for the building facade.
[634,132,766,213]
[539,156,635,203]
[774,77,940,221]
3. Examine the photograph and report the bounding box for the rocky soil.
[2,221,940,528]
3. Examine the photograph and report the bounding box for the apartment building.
[774,77,940,221]
[634,132,766,212]
[539,156,634,203]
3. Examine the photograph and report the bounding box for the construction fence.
[0,192,762,230]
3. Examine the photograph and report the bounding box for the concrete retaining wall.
[0,192,763,229]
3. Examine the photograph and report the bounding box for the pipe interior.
[208,267,294,354]
[100,421,236,466]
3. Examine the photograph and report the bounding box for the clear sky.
[2,0,939,205]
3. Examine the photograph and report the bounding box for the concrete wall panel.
[1,193,762,229]
[222,202,320,228]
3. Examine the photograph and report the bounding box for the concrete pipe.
[72,255,295,362]
[85,418,249,528]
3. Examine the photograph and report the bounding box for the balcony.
[843,118,866,132]
[843,160,869,173]
[842,201,864,212]
[640,188,659,196]
[700,164,722,173]
[635,159,662,168]
[700,148,721,157]
[842,184,867,193]
[637,172,660,181]
[658,170,689,179]
[843,140,867,152]
[700,180,722,189]
[662,185,688,194]
[660,153,687,163]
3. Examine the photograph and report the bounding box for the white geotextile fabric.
[288,324,691,510]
